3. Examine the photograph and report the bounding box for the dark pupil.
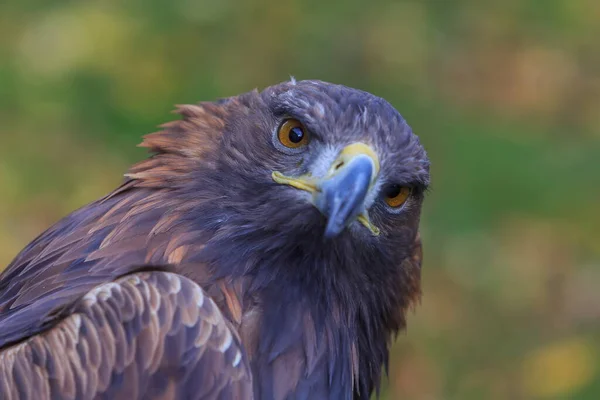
[386,185,402,198]
[288,127,304,143]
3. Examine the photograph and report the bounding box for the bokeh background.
[1,1,599,398]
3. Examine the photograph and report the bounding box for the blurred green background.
[1,1,599,399]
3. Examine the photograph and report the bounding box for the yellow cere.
[271,171,318,193]
[334,143,380,181]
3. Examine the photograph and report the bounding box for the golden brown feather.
[0,272,252,400]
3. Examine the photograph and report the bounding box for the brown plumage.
[0,271,250,399]
[0,80,429,399]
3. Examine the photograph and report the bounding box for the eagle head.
[157,79,430,268]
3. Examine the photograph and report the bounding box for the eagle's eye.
[278,119,310,148]
[383,184,411,208]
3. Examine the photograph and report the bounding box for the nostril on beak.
[334,161,344,171]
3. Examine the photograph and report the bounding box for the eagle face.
[204,80,429,270]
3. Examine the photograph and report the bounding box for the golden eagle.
[0,80,429,399]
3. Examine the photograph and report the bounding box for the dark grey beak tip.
[323,222,343,239]
[318,155,374,239]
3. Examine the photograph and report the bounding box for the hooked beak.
[272,143,380,238]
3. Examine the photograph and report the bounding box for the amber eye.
[383,184,411,208]
[278,119,310,148]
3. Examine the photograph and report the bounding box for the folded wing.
[0,270,252,400]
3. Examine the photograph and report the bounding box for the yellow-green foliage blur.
[1,1,599,399]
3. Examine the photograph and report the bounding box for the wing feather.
[0,270,252,400]
[0,185,198,349]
